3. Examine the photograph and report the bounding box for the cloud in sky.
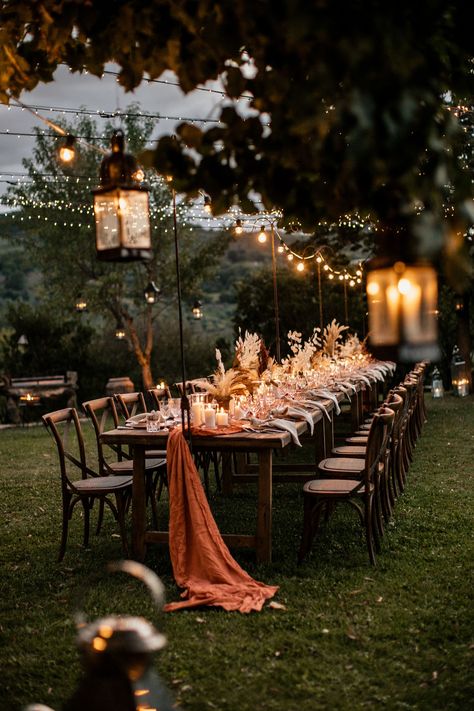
[0,64,237,202]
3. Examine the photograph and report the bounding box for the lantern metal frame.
[192,300,203,320]
[115,321,126,340]
[143,281,161,305]
[92,130,152,263]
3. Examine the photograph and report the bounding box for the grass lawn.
[0,395,473,710]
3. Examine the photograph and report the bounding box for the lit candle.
[191,402,204,425]
[204,406,216,429]
[216,407,229,427]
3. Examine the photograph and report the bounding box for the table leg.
[131,445,147,561]
[256,450,272,563]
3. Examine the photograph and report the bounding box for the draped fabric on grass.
[164,428,278,613]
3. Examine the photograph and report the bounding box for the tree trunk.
[123,310,155,392]
[141,360,155,391]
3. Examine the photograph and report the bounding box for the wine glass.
[159,399,171,422]
[169,397,182,421]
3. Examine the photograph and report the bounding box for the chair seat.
[108,458,166,473]
[145,449,167,458]
[346,436,368,444]
[72,475,132,492]
[318,457,365,475]
[332,445,367,458]
[304,478,372,495]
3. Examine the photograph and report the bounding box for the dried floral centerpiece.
[283,328,321,375]
[321,319,349,358]
[194,349,248,408]
[232,330,268,393]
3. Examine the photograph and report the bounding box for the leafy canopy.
[0,1,473,236]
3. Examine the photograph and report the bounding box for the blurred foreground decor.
[25,561,178,711]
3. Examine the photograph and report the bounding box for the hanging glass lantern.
[75,296,88,313]
[431,367,444,398]
[115,321,126,340]
[450,346,469,396]
[143,281,160,304]
[366,256,439,362]
[92,130,151,262]
[192,300,203,320]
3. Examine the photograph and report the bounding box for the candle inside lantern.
[456,378,469,397]
[204,406,216,429]
[216,408,229,427]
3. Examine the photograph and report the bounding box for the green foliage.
[2,108,230,387]
[1,1,472,235]
[1,397,473,709]
[0,301,94,378]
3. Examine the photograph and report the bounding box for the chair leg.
[115,493,129,557]
[298,496,325,563]
[59,492,72,562]
[95,499,105,535]
[82,498,91,548]
[364,497,377,566]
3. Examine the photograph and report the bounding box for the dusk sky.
[0,63,245,205]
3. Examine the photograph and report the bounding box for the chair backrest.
[174,380,196,396]
[114,391,147,420]
[82,396,124,475]
[174,378,209,396]
[42,407,96,491]
[148,386,171,409]
[363,406,395,487]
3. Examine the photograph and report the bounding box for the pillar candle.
[191,402,204,425]
[204,406,216,429]
[216,408,229,427]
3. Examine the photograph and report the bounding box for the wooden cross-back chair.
[82,396,167,528]
[42,407,132,561]
[335,391,404,521]
[115,391,147,420]
[148,386,172,410]
[299,406,395,566]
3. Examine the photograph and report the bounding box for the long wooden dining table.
[100,380,378,563]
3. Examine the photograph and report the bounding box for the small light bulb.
[58,146,75,163]
[58,134,76,164]
[296,261,305,272]
[328,273,334,280]
[287,253,294,261]
[257,225,267,243]
[234,219,243,235]
[323,264,329,271]
[316,256,322,263]
[277,245,285,253]
[338,274,344,281]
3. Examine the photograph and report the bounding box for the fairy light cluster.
[3,101,222,126]
[228,215,365,285]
